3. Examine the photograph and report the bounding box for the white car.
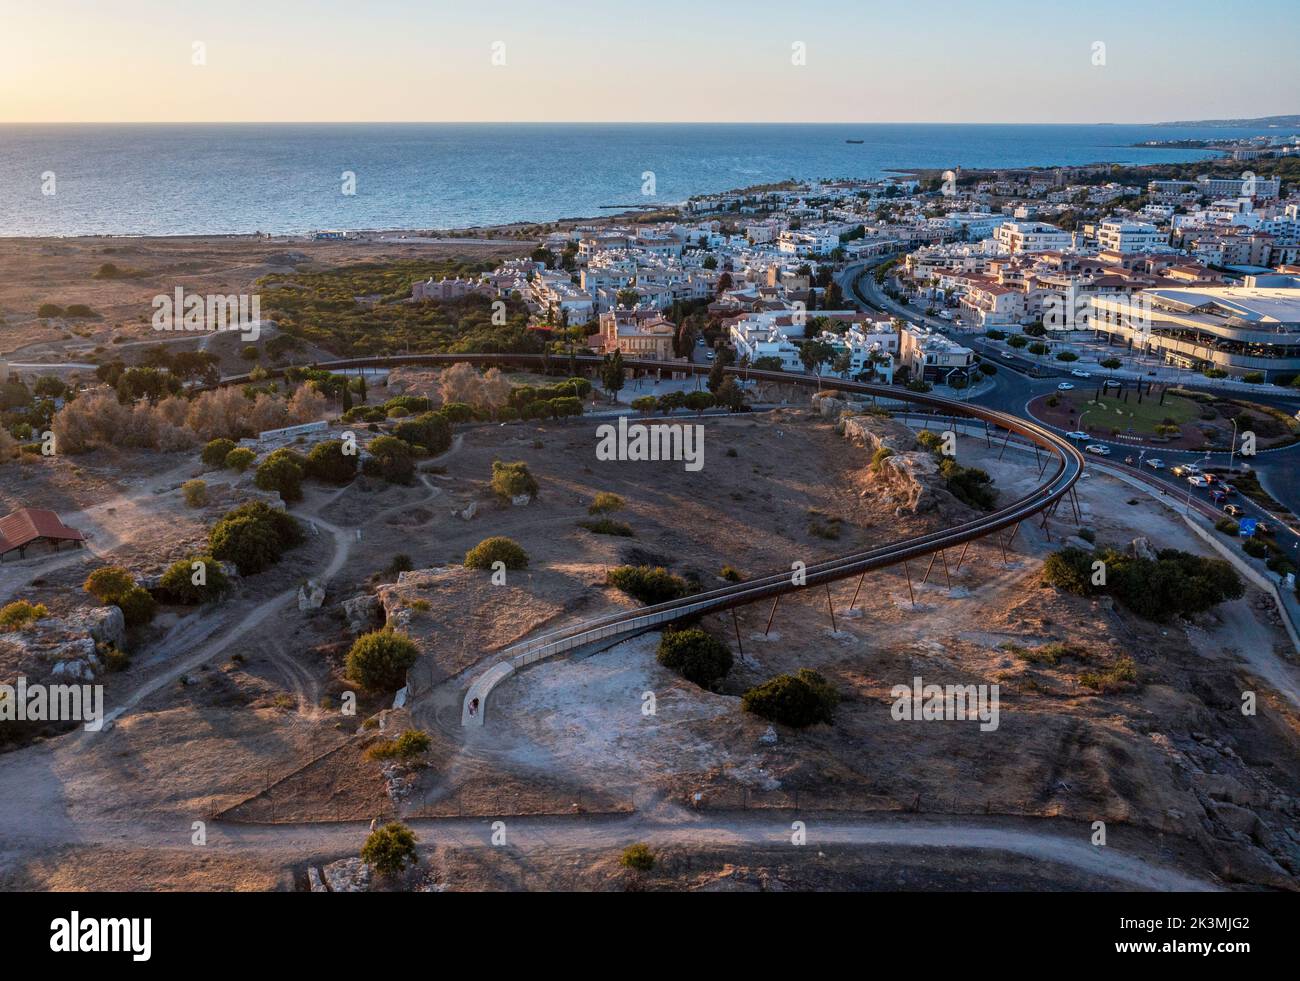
[705,351,716,361]
[1057,382,1075,391]
[1001,351,1014,359]
[1085,444,1110,456]
[1065,431,1090,441]
[1071,369,1092,378]
[1187,474,1209,487]
[1144,458,1165,470]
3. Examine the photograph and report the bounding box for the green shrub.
[720,565,742,582]
[870,446,895,471]
[620,843,655,872]
[367,728,432,760]
[490,460,538,500]
[578,518,634,537]
[606,566,687,605]
[158,556,232,604]
[254,453,304,502]
[1242,538,1268,559]
[742,669,838,727]
[117,586,157,628]
[84,565,136,605]
[304,439,358,484]
[393,412,452,454]
[384,395,431,415]
[588,492,624,514]
[939,459,997,510]
[224,446,257,472]
[437,402,476,424]
[1078,655,1138,693]
[361,822,418,877]
[182,479,207,508]
[209,501,303,575]
[345,629,420,690]
[201,438,238,467]
[387,553,413,575]
[363,435,416,484]
[0,600,48,631]
[1215,517,1240,535]
[464,536,528,570]
[657,628,733,689]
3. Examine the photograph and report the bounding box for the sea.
[0,122,1282,238]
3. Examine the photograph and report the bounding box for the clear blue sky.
[2,0,1296,123]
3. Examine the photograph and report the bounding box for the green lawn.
[1067,390,1201,435]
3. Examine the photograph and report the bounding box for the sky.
[1,0,1296,124]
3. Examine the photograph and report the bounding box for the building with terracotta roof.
[0,508,86,561]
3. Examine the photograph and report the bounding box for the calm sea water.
[0,123,1278,237]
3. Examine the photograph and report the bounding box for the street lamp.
[1228,416,1239,474]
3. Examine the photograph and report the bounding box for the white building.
[994,221,1075,254]
[1097,220,1163,254]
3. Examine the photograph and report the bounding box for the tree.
[798,338,836,377]
[684,390,715,415]
[116,586,156,628]
[361,822,418,878]
[601,350,625,403]
[707,356,725,393]
[254,452,304,502]
[209,501,303,575]
[715,377,745,412]
[742,669,838,727]
[490,460,538,500]
[345,629,420,690]
[159,555,232,604]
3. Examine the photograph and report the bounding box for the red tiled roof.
[0,508,85,555]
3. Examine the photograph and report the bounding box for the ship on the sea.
[846,139,864,144]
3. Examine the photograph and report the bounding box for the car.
[696,337,706,346]
[1220,483,1236,496]
[1256,521,1272,535]
[1145,458,1165,470]
[1124,455,1136,466]
[1102,379,1122,389]
[1210,490,1228,504]
[1065,431,1090,441]
[705,351,716,360]
[1203,472,1218,484]
[1085,444,1110,456]
[1172,464,1201,477]
[1071,369,1092,378]
[1001,351,1014,359]
[1223,504,1245,517]
[1187,475,1209,487]
[1057,382,1075,391]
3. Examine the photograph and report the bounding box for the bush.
[742,669,838,728]
[304,439,358,484]
[254,453,304,502]
[578,518,634,536]
[201,438,238,467]
[1044,544,1244,621]
[361,822,418,878]
[367,728,432,760]
[345,629,420,690]
[870,446,895,471]
[437,402,476,424]
[393,412,452,454]
[916,430,943,453]
[620,844,655,872]
[1078,655,1138,693]
[209,501,303,575]
[939,459,997,510]
[116,586,157,628]
[588,492,624,515]
[224,446,257,472]
[84,565,136,605]
[1243,372,1264,384]
[464,536,529,570]
[387,553,413,575]
[0,600,48,631]
[720,565,742,582]
[490,460,538,501]
[158,556,232,604]
[182,479,207,508]
[363,435,416,484]
[657,628,733,689]
[1242,538,1268,559]
[1215,517,1240,535]
[606,566,687,605]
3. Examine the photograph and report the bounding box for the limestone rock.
[297,579,326,611]
[321,857,372,893]
[1129,537,1158,562]
[342,593,382,634]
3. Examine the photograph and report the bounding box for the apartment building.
[594,308,680,361]
[899,325,974,381]
[1096,220,1164,253]
[994,221,1075,254]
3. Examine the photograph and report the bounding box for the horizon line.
[0,118,1278,127]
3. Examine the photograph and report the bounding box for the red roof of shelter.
[0,508,85,555]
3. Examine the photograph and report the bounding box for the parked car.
[1070,369,1092,378]
[1145,458,1165,470]
[1223,503,1245,517]
[1187,475,1209,487]
[705,351,716,361]
[1057,382,1075,391]
[1085,444,1111,456]
[1065,431,1090,441]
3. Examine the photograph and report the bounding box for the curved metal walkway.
[223,353,1083,726]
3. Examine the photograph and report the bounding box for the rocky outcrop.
[841,414,936,513]
[320,857,372,892]
[0,606,123,683]
[1128,537,1159,562]
[297,579,325,611]
[342,593,382,635]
